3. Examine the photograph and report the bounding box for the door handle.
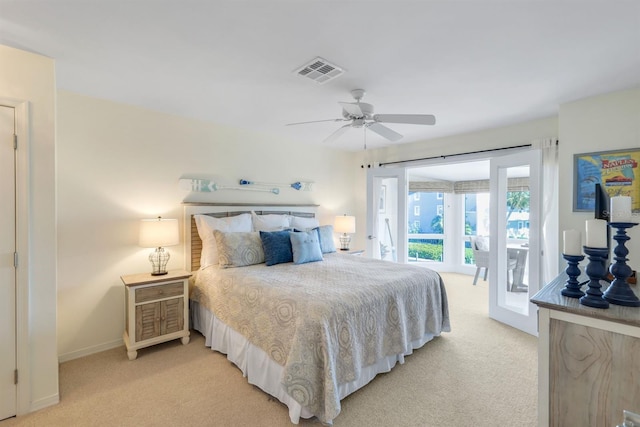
[368,235,376,240]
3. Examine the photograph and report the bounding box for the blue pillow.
[260,230,293,266]
[314,225,336,254]
[289,230,323,264]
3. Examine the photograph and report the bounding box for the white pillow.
[194,213,252,268]
[251,211,291,232]
[475,236,490,251]
[291,216,320,231]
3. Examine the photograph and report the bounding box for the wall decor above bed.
[179,178,279,194]
[179,178,314,194]
[239,179,313,191]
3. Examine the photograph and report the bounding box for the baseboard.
[58,338,124,363]
[30,393,59,412]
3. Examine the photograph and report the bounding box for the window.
[414,220,420,230]
[436,192,443,200]
[436,205,443,216]
[414,205,420,216]
[414,193,420,201]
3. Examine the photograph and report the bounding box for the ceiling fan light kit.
[286,89,436,147]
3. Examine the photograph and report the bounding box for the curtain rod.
[378,144,533,167]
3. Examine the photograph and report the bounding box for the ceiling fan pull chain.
[364,126,367,150]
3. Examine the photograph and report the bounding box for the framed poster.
[573,148,640,212]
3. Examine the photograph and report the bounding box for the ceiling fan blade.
[323,124,351,143]
[367,122,403,142]
[338,102,363,117]
[285,118,344,126]
[373,114,436,125]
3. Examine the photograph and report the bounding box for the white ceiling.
[1,1,639,151]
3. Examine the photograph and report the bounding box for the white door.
[0,105,17,420]
[366,167,407,263]
[489,149,541,336]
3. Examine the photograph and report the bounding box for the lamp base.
[339,234,351,251]
[149,247,170,276]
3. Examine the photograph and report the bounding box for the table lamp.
[334,214,356,251]
[139,217,179,275]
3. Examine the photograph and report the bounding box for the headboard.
[183,203,319,272]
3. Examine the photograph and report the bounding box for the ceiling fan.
[286,89,436,145]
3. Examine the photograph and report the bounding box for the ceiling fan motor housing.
[342,102,374,120]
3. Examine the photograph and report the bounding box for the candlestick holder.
[579,246,610,309]
[603,222,640,307]
[561,253,585,298]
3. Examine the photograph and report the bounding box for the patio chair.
[470,236,518,288]
[470,236,490,286]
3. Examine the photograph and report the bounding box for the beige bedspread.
[191,253,450,423]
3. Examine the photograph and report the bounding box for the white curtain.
[535,138,559,284]
[371,180,382,259]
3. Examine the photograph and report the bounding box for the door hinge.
[14,369,18,385]
[14,252,18,268]
[13,134,17,150]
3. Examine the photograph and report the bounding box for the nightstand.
[121,269,191,360]
[339,249,365,256]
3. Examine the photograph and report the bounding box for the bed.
[185,204,450,424]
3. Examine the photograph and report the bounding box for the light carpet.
[1,272,537,427]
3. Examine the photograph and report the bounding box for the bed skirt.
[190,300,437,424]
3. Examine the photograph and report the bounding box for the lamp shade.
[139,217,179,248]
[334,215,356,234]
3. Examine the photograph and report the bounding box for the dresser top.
[531,273,640,328]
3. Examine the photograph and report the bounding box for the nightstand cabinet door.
[160,297,184,335]
[135,298,184,341]
[136,302,161,342]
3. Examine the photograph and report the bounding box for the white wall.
[0,45,58,411]
[56,90,359,360]
[559,87,640,269]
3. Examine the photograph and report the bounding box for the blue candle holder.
[603,222,640,307]
[579,246,610,309]
[561,253,585,298]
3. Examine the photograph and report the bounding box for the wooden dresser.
[121,269,191,360]
[531,274,640,427]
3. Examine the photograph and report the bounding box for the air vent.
[294,57,345,84]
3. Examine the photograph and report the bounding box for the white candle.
[585,219,608,248]
[610,196,632,223]
[563,229,582,256]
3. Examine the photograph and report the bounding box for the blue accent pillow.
[260,230,293,266]
[314,225,336,254]
[289,230,323,264]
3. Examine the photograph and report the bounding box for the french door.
[489,149,541,336]
[366,167,407,263]
[0,104,17,420]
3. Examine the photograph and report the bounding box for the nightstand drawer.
[135,282,184,303]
